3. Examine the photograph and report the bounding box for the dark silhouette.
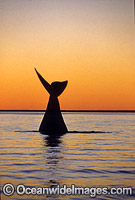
[35,68,68,135]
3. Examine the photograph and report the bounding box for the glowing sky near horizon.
[0,0,134,110]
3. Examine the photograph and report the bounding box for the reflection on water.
[43,135,63,188]
[0,112,135,200]
[44,135,62,147]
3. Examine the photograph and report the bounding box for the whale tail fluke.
[35,68,68,135]
[35,68,68,97]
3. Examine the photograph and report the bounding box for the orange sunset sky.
[0,0,135,110]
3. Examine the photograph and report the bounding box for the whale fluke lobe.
[35,68,52,94]
[35,68,68,135]
[51,81,68,97]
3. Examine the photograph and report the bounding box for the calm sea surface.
[0,112,135,200]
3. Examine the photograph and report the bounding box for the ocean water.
[0,112,135,200]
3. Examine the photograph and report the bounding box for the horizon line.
[0,110,135,112]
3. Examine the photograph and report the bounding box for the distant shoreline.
[0,110,135,112]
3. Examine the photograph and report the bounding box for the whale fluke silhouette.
[35,68,68,135]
